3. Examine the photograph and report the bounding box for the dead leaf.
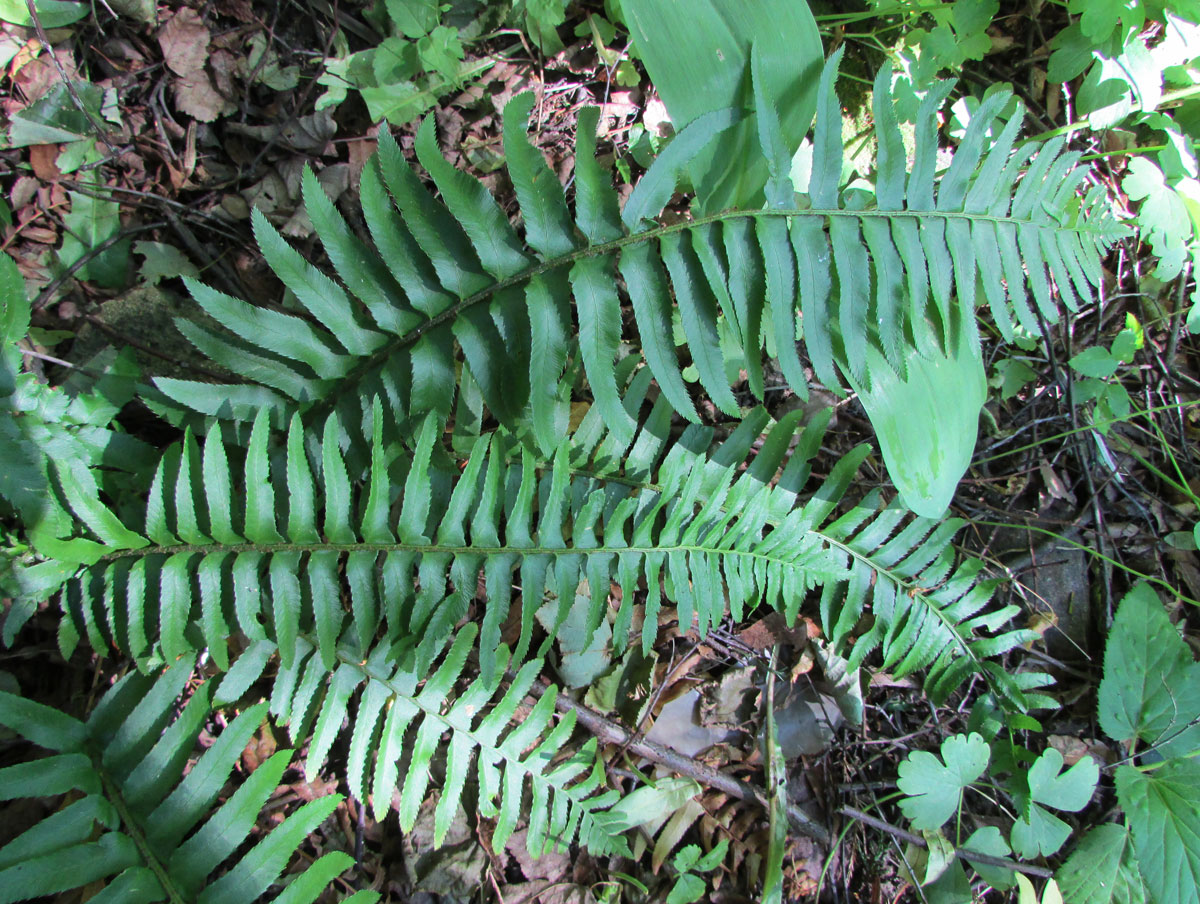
[173,72,230,123]
[241,726,276,771]
[213,0,255,22]
[738,613,818,650]
[642,95,671,137]
[10,176,38,210]
[108,0,156,25]
[28,144,60,181]
[503,880,596,904]
[290,774,338,802]
[1038,459,1076,505]
[13,49,79,103]
[158,8,210,78]
[209,49,240,107]
[346,136,378,184]
[224,111,337,154]
[505,828,571,882]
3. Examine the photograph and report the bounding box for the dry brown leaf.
[173,72,230,123]
[13,49,79,103]
[213,0,255,22]
[28,144,60,181]
[10,176,38,211]
[158,8,210,78]
[209,49,240,105]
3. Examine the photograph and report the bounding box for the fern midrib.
[552,462,993,672]
[555,461,926,594]
[94,756,188,904]
[303,204,1104,423]
[96,538,818,570]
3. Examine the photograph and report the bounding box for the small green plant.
[1067,312,1145,431]
[315,0,575,126]
[665,839,730,904]
[889,583,1200,903]
[1078,583,1200,904]
[895,731,1098,897]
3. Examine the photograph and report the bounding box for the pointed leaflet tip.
[750,42,795,210]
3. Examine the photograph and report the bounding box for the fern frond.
[38,389,1040,712]
[0,657,373,903]
[153,54,1124,455]
[48,399,845,676]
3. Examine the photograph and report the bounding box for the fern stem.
[551,461,930,597]
[94,759,189,903]
[97,539,812,570]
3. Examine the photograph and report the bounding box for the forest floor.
[1,0,1198,902]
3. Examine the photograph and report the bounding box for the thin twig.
[532,679,833,846]
[24,0,120,156]
[838,807,1053,879]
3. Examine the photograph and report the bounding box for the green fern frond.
[0,657,374,903]
[152,53,1124,456]
[36,388,1039,713]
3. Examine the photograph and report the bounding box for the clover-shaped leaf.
[898,733,990,830]
[1010,748,1099,859]
[962,826,1017,891]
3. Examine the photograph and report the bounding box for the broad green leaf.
[994,358,1037,400]
[1026,748,1099,811]
[385,0,438,38]
[0,254,29,363]
[605,777,701,833]
[1117,759,1200,904]
[920,859,974,904]
[1068,0,1144,42]
[1048,24,1096,83]
[417,25,464,80]
[60,190,130,288]
[1056,823,1147,904]
[1123,158,1193,282]
[0,0,86,27]
[133,241,198,286]
[1015,876,1066,904]
[1099,583,1200,758]
[622,0,822,213]
[536,584,612,689]
[897,732,990,829]
[847,327,987,519]
[961,826,1016,890]
[1069,347,1119,378]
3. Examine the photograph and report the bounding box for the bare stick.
[838,807,1052,879]
[532,679,833,846]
